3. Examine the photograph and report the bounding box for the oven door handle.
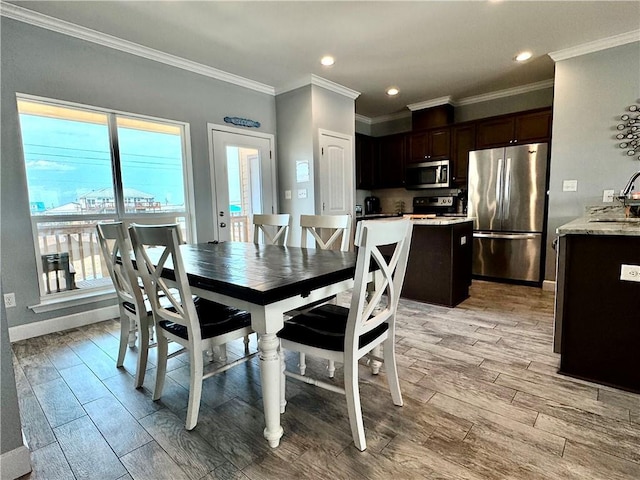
[473,232,538,240]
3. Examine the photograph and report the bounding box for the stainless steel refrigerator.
[467,143,548,283]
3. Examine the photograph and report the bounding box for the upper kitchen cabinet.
[355,133,378,189]
[377,133,406,188]
[476,108,552,149]
[407,127,451,164]
[451,123,476,185]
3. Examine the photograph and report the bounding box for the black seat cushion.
[157,298,251,340]
[278,304,388,352]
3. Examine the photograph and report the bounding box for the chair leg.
[127,323,137,348]
[383,338,403,406]
[344,354,366,451]
[117,307,129,368]
[280,347,287,414]
[369,344,382,375]
[134,316,150,389]
[153,333,169,401]
[299,353,306,375]
[185,349,204,430]
[328,360,336,378]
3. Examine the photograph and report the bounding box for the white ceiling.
[5,1,640,119]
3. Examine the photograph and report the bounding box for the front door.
[210,127,275,242]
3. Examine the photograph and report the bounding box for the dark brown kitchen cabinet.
[377,133,405,188]
[451,123,476,185]
[407,128,450,164]
[556,233,640,393]
[401,221,473,307]
[476,108,552,149]
[355,133,378,189]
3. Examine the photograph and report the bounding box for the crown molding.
[276,74,360,100]
[356,110,411,125]
[454,79,554,106]
[549,29,640,62]
[0,2,275,95]
[407,96,453,112]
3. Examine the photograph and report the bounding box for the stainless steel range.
[413,195,458,216]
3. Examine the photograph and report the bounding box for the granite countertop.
[410,217,473,226]
[557,205,640,237]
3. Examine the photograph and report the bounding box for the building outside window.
[17,96,193,298]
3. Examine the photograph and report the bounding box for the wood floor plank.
[428,392,565,457]
[84,395,152,457]
[102,370,163,419]
[120,441,190,480]
[562,440,640,480]
[54,415,127,480]
[17,354,61,387]
[26,441,75,480]
[500,375,629,422]
[201,461,249,480]
[139,408,228,479]
[18,393,57,451]
[59,363,112,404]
[68,338,122,380]
[45,342,84,370]
[401,340,485,366]
[31,377,85,428]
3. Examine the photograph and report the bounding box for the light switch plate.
[284,190,292,200]
[620,264,640,282]
[563,180,578,192]
[602,189,615,203]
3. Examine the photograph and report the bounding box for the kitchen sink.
[588,217,640,223]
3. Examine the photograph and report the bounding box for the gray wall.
[546,41,640,281]
[276,84,355,246]
[371,115,412,137]
[1,18,276,328]
[0,282,26,461]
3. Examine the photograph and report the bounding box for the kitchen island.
[401,217,473,307]
[554,212,640,393]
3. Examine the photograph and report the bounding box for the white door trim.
[207,124,277,241]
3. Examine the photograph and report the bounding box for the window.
[18,96,193,297]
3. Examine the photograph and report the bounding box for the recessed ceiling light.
[515,51,533,62]
[320,56,335,66]
[386,87,400,96]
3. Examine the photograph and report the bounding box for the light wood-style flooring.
[12,280,640,479]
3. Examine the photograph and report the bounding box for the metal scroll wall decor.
[224,116,261,128]
[615,103,640,161]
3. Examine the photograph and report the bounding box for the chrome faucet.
[621,170,640,197]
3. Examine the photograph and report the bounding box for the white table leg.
[258,332,283,448]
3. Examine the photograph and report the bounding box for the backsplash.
[371,188,420,214]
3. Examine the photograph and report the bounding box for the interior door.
[319,130,353,216]
[210,128,275,242]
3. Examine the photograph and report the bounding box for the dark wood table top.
[159,242,358,306]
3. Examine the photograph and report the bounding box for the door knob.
[219,222,226,228]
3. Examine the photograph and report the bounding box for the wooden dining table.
[155,241,359,448]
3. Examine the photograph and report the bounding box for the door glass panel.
[226,146,262,242]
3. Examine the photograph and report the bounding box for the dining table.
[154,241,359,448]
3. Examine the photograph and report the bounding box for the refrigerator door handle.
[496,157,504,220]
[503,157,512,221]
[473,232,538,240]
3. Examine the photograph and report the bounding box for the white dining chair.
[297,214,351,377]
[130,223,258,430]
[253,214,290,246]
[96,222,153,388]
[278,219,413,451]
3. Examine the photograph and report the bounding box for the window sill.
[29,287,117,313]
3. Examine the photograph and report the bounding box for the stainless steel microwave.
[405,159,450,189]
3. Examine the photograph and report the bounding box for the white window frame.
[17,93,196,305]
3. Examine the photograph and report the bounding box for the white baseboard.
[8,305,119,342]
[542,280,556,292]
[0,445,31,480]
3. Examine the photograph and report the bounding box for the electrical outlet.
[297,189,307,199]
[4,293,16,308]
[620,264,640,283]
[562,180,578,192]
[603,189,615,203]
[460,235,467,245]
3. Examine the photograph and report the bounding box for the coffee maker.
[364,196,381,215]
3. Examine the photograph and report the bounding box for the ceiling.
[6,1,640,119]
